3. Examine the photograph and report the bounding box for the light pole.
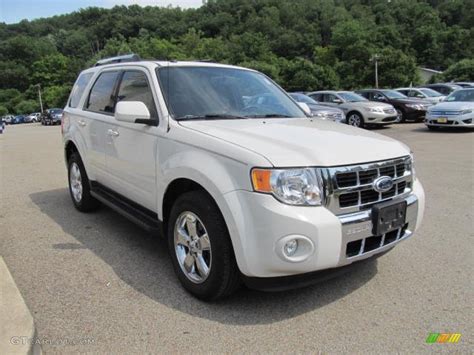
[370,54,380,88]
[36,84,44,113]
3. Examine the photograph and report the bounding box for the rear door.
[81,70,121,182]
[103,68,159,211]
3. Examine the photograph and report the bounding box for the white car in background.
[395,88,445,104]
[425,88,474,129]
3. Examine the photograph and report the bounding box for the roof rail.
[94,54,141,67]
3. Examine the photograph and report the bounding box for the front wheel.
[347,112,364,128]
[168,191,240,301]
[395,109,405,123]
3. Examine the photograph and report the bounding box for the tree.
[438,59,474,81]
[14,100,39,114]
[0,105,8,115]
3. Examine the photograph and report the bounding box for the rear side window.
[69,72,93,108]
[117,71,158,119]
[86,71,120,114]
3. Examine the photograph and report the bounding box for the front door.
[103,69,159,212]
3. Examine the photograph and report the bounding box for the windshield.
[157,66,305,120]
[445,89,474,102]
[419,88,442,97]
[382,90,407,99]
[50,109,63,114]
[338,92,368,102]
[289,93,317,104]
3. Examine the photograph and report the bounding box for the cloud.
[105,0,203,8]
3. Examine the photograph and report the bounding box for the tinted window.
[325,93,339,103]
[117,71,158,118]
[308,93,322,101]
[69,72,93,108]
[86,71,120,113]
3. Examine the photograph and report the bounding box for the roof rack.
[94,54,141,67]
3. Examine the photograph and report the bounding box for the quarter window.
[117,71,158,119]
[69,72,93,108]
[86,71,120,114]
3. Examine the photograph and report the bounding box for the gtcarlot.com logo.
[426,333,461,344]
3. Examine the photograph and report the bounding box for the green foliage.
[14,100,39,114]
[0,105,8,115]
[438,59,474,82]
[0,0,472,106]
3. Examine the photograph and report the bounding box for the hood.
[307,103,342,113]
[429,101,474,111]
[344,101,393,109]
[179,118,410,167]
[391,98,431,105]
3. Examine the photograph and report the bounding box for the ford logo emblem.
[373,176,394,193]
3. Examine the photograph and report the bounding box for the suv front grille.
[324,156,413,214]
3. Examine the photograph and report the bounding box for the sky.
[0,0,204,24]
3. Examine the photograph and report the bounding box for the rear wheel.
[167,190,240,301]
[347,112,364,128]
[68,152,100,212]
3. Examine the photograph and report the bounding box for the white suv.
[62,55,425,300]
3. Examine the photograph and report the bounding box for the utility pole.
[36,84,44,113]
[370,54,380,88]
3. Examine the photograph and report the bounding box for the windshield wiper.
[176,114,248,121]
[245,113,292,118]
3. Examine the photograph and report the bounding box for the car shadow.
[411,126,474,134]
[30,188,378,325]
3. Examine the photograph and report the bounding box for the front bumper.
[425,114,474,127]
[224,179,424,278]
[365,112,398,124]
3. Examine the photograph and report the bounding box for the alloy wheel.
[348,114,361,127]
[174,212,212,284]
[69,162,83,203]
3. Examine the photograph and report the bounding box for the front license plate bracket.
[372,200,407,235]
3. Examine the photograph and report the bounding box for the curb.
[0,257,41,355]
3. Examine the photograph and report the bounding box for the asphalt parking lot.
[1,122,472,353]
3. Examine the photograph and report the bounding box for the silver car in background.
[307,91,397,128]
[425,88,474,130]
[395,87,445,104]
[289,93,345,123]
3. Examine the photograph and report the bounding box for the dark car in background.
[356,89,431,122]
[453,82,474,88]
[422,83,462,96]
[11,115,27,124]
[288,93,346,123]
[41,108,63,125]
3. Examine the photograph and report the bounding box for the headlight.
[251,168,323,206]
[461,109,472,115]
[406,104,424,110]
[365,107,384,113]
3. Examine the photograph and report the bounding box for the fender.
[63,119,94,180]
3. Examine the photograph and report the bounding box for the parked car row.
[289,82,473,130]
[1,109,64,126]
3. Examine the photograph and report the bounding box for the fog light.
[284,239,298,256]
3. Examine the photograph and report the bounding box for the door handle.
[78,120,86,127]
[107,129,119,137]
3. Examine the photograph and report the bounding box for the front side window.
[157,66,305,120]
[117,71,158,119]
[419,88,442,97]
[69,72,93,108]
[86,71,120,114]
[325,93,339,103]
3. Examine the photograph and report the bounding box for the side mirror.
[298,102,312,116]
[332,98,342,104]
[115,101,154,125]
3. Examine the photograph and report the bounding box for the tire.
[67,152,100,212]
[167,190,240,301]
[347,112,364,128]
[395,108,405,123]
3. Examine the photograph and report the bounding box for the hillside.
[0,0,473,114]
